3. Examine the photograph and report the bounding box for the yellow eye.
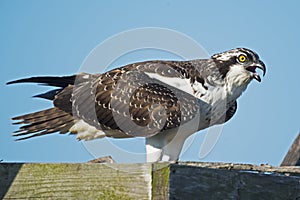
[238,54,247,63]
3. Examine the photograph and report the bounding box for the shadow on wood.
[0,163,23,199]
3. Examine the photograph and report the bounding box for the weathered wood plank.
[281,133,300,166]
[180,162,300,175]
[1,162,300,199]
[169,164,300,200]
[152,163,170,200]
[0,163,151,200]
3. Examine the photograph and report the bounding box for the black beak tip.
[259,60,266,76]
[253,74,262,82]
[262,67,266,77]
[257,76,262,82]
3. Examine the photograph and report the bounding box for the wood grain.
[169,164,300,200]
[0,162,299,199]
[0,163,151,200]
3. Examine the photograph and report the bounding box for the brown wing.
[57,66,201,138]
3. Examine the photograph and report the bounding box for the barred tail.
[12,108,75,140]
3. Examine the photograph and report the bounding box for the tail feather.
[12,108,62,124]
[12,108,75,140]
[8,73,100,140]
[7,73,96,101]
[6,72,97,87]
[33,89,62,100]
[15,122,73,141]
[14,120,75,141]
[6,75,76,87]
[12,108,52,120]
[13,114,71,134]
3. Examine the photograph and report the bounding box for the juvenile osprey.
[7,48,266,162]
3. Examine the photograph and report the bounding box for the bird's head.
[212,48,266,83]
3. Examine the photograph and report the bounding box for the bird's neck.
[224,70,251,102]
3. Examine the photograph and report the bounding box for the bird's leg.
[145,130,187,162]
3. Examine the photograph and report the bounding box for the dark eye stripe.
[253,51,259,60]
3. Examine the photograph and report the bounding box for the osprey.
[7,48,266,162]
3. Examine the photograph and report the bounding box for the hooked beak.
[245,60,266,82]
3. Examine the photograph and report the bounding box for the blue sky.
[1,1,299,165]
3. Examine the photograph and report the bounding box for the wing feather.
[53,62,202,138]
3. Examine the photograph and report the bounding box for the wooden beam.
[0,162,299,199]
[281,133,300,166]
[152,163,170,200]
[0,163,152,199]
[169,164,300,199]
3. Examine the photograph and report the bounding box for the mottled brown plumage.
[9,61,204,140]
[7,48,266,162]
